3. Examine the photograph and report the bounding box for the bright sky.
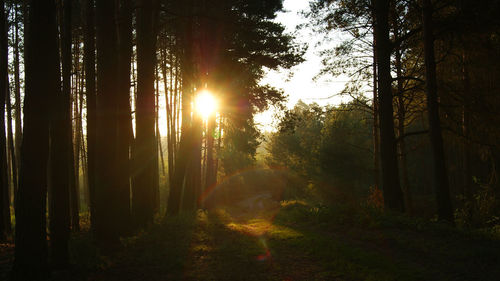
[254,0,349,132]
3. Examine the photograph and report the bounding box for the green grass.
[3,201,499,281]
[271,201,500,281]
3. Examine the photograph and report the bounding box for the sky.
[254,0,349,132]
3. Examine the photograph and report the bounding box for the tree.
[12,1,22,202]
[166,0,195,215]
[133,0,158,226]
[48,0,72,268]
[83,0,97,232]
[94,0,122,248]
[373,0,404,212]
[0,0,10,241]
[422,0,453,223]
[166,0,303,214]
[12,0,58,279]
[115,0,133,233]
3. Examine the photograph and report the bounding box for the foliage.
[220,119,261,175]
[455,179,500,229]
[267,100,373,203]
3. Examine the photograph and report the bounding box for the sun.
[195,89,217,119]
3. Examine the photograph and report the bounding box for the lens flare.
[195,90,217,119]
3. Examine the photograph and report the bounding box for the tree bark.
[95,0,121,248]
[373,0,405,212]
[204,113,216,201]
[83,0,97,232]
[116,0,133,234]
[71,31,81,232]
[12,0,57,278]
[6,75,15,235]
[155,68,163,212]
[167,4,194,215]
[372,30,380,191]
[183,114,201,211]
[13,3,22,202]
[0,0,11,240]
[394,24,413,215]
[461,42,472,203]
[161,45,175,189]
[48,0,72,267]
[134,0,158,226]
[422,0,454,223]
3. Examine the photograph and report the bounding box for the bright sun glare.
[195,90,217,119]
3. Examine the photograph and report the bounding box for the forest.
[0,0,500,280]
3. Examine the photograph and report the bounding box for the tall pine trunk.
[95,0,121,248]
[394,27,413,215]
[167,6,193,215]
[6,75,15,234]
[12,0,57,278]
[204,113,216,200]
[183,114,201,211]
[161,45,175,189]
[83,0,97,232]
[373,0,404,212]
[372,31,380,190]
[13,2,22,201]
[133,0,158,226]
[422,0,453,223]
[48,0,72,268]
[116,0,133,234]
[0,0,10,240]
[71,31,81,232]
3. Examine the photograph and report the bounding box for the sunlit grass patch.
[226,219,272,236]
[267,224,303,239]
[280,199,308,207]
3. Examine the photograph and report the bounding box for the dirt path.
[182,194,325,280]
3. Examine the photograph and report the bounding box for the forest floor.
[1,193,500,281]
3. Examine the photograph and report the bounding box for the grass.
[1,199,499,280]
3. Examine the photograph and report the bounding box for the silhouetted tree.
[48,0,72,268]
[12,0,58,279]
[94,0,122,248]
[373,0,404,212]
[115,0,133,234]
[422,0,453,223]
[83,0,97,232]
[133,0,158,226]
[0,0,10,241]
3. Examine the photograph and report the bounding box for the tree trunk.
[372,32,380,190]
[214,114,223,184]
[0,0,10,240]
[461,44,473,204]
[48,0,72,268]
[183,114,201,211]
[71,33,81,232]
[12,0,56,278]
[161,45,175,189]
[204,112,216,207]
[83,0,97,232]
[95,0,121,248]
[167,6,193,215]
[394,28,413,215]
[13,3,22,202]
[6,75,15,235]
[133,0,158,226]
[422,0,454,223]
[155,68,163,212]
[373,0,404,212]
[116,0,133,235]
